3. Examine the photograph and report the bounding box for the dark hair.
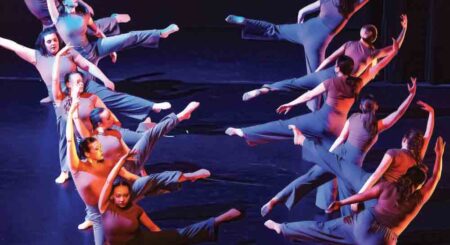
[336,55,361,97]
[90,108,105,129]
[403,129,425,163]
[111,179,132,206]
[59,0,88,15]
[359,94,379,136]
[63,71,85,94]
[333,0,357,17]
[79,137,97,158]
[395,166,426,205]
[361,24,378,44]
[35,27,61,56]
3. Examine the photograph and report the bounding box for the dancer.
[0,29,170,182]
[66,98,209,245]
[282,99,434,213]
[226,0,371,74]
[98,150,242,245]
[261,78,417,217]
[242,15,408,107]
[264,137,445,244]
[46,0,179,65]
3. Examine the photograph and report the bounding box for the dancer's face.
[85,140,104,162]
[44,33,60,55]
[99,110,115,129]
[112,185,131,208]
[66,73,85,95]
[360,27,375,43]
[63,0,79,8]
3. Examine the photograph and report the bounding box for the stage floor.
[0,30,449,244]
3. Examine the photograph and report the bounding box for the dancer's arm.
[79,0,94,16]
[361,38,399,87]
[297,1,320,23]
[378,77,416,132]
[358,153,393,193]
[52,45,72,104]
[417,101,435,160]
[354,0,371,12]
[140,212,161,232]
[66,100,81,171]
[374,15,407,60]
[276,83,326,114]
[73,112,92,139]
[420,137,445,202]
[329,119,350,152]
[92,97,121,127]
[72,50,116,90]
[0,37,36,64]
[315,44,346,72]
[46,0,59,24]
[98,150,134,213]
[326,183,383,213]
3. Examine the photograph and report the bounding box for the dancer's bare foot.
[288,125,305,145]
[261,198,278,217]
[242,88,269,101]
[152,102,171,113]
[181,169,211,182]
[264,220,281,234]
[225,15,245,25]
[112,13,131,23]
[77,220,93,230]
[143,117,152,123]
[225,127,244,137]
[215,208,243,224]
[40,96,52,104]
[55,171,69,184]
[160,24,179,38]
[140,168,148,177]
[177,101,200,121]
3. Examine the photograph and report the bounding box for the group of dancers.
[0,0,445,244]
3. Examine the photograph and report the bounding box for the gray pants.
[280,209,398,245]
[86,170,183,245]
[126,218,217,245]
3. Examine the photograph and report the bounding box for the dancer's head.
[396,166,427,205]
[35,27,61,56]
[335,55,354,76]
[360,24,378,44]
[62,0,79,8]
[64,71,85,95]
[401,129,425,163]
[90,108,115,130]
[79,137,104,162]
[359,94,379,136]
[335,0,357,17]
[111,179,132,208]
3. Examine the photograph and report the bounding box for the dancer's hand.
[103,80,115,91]
[110,52,118,63]
[350,203,360,213]
[434,136,446,157]
[400,14,408,29]
[57,45,73,57]
[408,77,417,95]
[122,149,138,162]
[297,10,305,23]
[326,201,341,213]
[277,104,293,115]
[70,82,83,100]
[417,100,434,113]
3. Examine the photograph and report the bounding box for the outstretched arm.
[276,83,326,115]
[329,119,350,152]
[361,38,399,87]
[374,15,408,59]
[378,77,416,132]
[0,37,36,64]
[315,43,346,72]
[139,212,161,232]
[52,46,72,104]
[417,101,435,160]
[72,51,116,90]
[46,0,59,24]
[79,0,95,16]
[327,183,382,213]
[297,1,320,23]
[98,150,135,213]
[358,153,393,194]
[66,100,81,172]
[421,137,445,202]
